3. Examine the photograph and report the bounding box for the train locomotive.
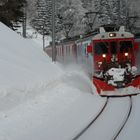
[45,25,140,96]
[86,25,140,96]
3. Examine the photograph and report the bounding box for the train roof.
[92,26,134,40]
[100,24,120,32]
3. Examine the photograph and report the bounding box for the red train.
[45,25,140,96]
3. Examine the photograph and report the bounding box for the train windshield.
[94,42,108,55]
[110,41,117,54]
[120,41,132,52]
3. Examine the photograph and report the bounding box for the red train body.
[86,26,140,95]
[45,25,140,96]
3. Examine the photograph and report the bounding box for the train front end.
[87,25,140,96]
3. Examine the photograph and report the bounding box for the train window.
[120,41,132,52]
[110,42,117,54]
[135,33,140,39]
[94,42,108,55]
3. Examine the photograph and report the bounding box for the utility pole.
[52,0,56,62]
[42,21,45,50]
[22,4,27,38]
[118,0,121,25]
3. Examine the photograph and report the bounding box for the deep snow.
[0,22,140,140]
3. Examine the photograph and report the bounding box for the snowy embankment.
[1,22,140,140]
[0,23,63,90]
[0,22,106,140]
[0,22,63,111]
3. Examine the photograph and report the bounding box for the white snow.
[0,22,140,140]
[107,68,125,82]
[100,86,140,96]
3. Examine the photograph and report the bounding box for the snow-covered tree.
[124,0,140,32]
[0,0,27,30]
[94,0,126,25]
[80,0,100,32]
[26,0,140,38]
[26,0,37,20]
[30,0,52,35]
[81,0,93,10]
[56,0,86,38]
[94,0,112,25]
[94,0,139,30]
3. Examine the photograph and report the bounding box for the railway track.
[72,96,134,140]
[72,97,109,140]
[112,96,133,140]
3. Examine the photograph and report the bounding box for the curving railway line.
[112,96,133,140]
[72,95,135,140]
[72,97,109,140]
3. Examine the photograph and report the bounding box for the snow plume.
[58,63,93,94]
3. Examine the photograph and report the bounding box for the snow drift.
[0,22,63,90]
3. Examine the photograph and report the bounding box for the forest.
[0,0,140,38]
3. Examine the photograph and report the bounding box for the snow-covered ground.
[0,22,140,140]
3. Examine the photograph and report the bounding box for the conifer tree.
[0,0,27,29]
[30,0,52,35]
[56,0,86,38]
[94,0,137,27]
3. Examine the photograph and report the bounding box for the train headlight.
[102,54,106,58]
[109,33,116,37]
[124,52,128,57]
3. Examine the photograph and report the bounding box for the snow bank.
[1,22,140,140]
[0,22,63,91]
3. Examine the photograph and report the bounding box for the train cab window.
[120,41,132,52]
[94,42,108,55]
[110,42,117,54]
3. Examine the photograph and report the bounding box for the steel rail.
[112,96,133,140]
[72,97,109,140]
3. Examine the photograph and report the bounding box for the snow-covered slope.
[0,22,105,140]
[0,22,63,90]
[0,22,140,140]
